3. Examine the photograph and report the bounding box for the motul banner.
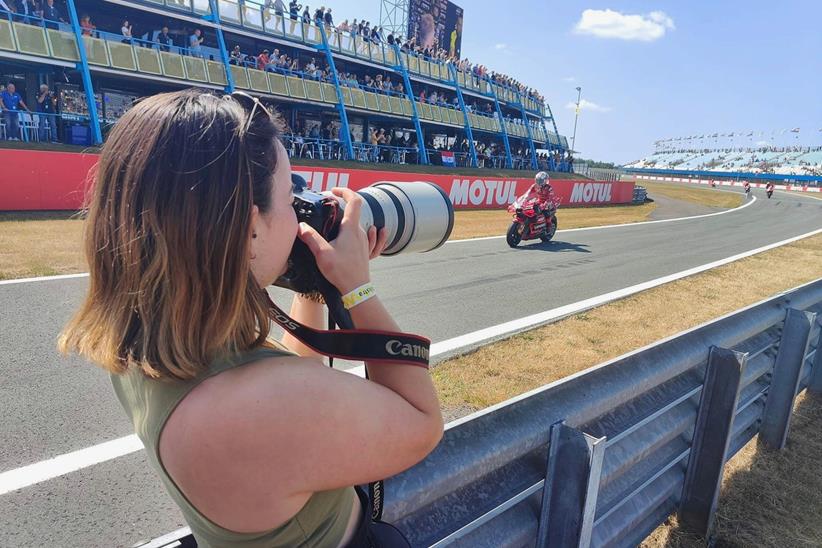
[0,149,635,211]
[290,166,636,209]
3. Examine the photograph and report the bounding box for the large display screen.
[407,0,464,58]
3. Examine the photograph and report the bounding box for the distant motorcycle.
[766,184,775,199]
[506,195,559,248]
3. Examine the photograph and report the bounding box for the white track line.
[3,225,820,496]
[0,273,89,286]
[0,196,760,287]
[0,435,144,496]
[446,195,757,243]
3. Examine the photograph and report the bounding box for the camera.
[275,174,454,295]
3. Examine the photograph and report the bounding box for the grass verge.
[0,203,655,280]
[432,233,822,416]
[0,212,87,280]
[640,392,822,548]
[641,181,744,209]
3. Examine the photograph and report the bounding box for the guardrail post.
[808,317,822,394]
[760,308,817,449]
[536,421,606,548]
[678,346,746,537]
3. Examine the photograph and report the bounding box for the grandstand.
[0,0,571,172]
[626,146,822,178]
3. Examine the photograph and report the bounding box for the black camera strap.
[263,291,430,521]
[264,293,431,368]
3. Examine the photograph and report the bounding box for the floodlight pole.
[571,86,581,153]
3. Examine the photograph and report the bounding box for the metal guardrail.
[573,163,626,182]
[141,280,822,548]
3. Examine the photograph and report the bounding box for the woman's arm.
[281,225,387,359]
[281,294,325,358]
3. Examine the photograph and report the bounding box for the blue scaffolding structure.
[0,0,569,168]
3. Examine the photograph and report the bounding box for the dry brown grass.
[433,234,822,413]
[642,181,744,209]
[641,393,822,548]
[0,205,658,281]
[449,203,658,240]
[0,212,86,280]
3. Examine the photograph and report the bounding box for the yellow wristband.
[342,283,376,310]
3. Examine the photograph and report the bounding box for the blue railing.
[0,110,94,144]
[2,6,69,30]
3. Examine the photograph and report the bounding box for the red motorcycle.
[506,195,559,248]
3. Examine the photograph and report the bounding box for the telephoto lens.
[276,175,454,294]
[354,181,454,255]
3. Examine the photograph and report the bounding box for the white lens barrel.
[359,182,454,256]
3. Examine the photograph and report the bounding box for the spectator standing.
[16,0,35,24]
[323,7,332,27]
[41,0,65,28]
[1,83,29,140]
[156,26,172,51]
[337,19,349,33]
[80,15,95,36]
[229,45,243,65]
[305,58,317,78]
[272,0,285,15]
[313,6,323,24]
[256,49,269,71]
[121,19,132,44]
[288,0,299,18]
[301,6,310,24]
[36,83,56,142]
[188,28,203,57]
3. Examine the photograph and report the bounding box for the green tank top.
[110,346,356,548]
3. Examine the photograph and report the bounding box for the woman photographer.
[59,90,443,547]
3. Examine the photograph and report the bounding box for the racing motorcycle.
[506,195,559,248]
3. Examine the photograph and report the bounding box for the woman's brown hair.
[59,90,284,380]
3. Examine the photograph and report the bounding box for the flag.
[790,128,800,133]
[441,151,456,167]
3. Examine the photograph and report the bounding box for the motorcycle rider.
[766,182,775,199]
[744,181,751,198]
[523,171,556,216]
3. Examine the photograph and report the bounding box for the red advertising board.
[0,149,636,211]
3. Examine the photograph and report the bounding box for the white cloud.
[494,43,508,50]
[755,140,770,147]
[562,76,577,83]
[573,9,675,41]
[566,99,611,113]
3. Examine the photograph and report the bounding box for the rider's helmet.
[535,171,550,189]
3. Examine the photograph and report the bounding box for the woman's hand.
[297,188,388,294]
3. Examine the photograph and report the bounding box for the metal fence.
[142,280,822,548]
[574,163,627,182]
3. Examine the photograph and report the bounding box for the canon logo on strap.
[385,340,430,361]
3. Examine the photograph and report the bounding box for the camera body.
[274,174,454,295]
[275,181,346,294]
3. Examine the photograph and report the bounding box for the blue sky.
[337,1,822,163]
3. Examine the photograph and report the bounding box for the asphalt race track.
[1,186,821,547]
